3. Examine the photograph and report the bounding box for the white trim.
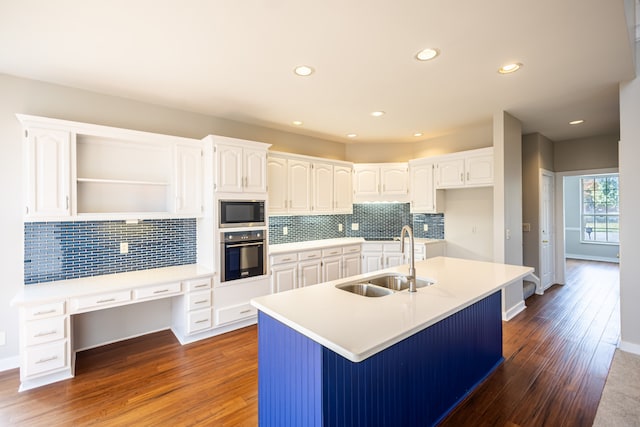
[619,340,640,356]
[540,169,556,291]
[0,355,19,372]
[566,254,620,263]
[502,300,526,321]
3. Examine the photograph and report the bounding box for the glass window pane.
[607,216,620,243]
[583,203,595,214]
[594,216,607,242]
[584,216,595,240]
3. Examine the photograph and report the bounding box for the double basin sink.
[337,273,434,297]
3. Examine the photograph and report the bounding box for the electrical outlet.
[423,224,429,232]
[283,226,288,235]
[338,223,343,232]
[120,242,129,254]
[351,223,359,231]
[0,331,6,346]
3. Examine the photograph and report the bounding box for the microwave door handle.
[225,242,265,248]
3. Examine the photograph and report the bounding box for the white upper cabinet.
[435,147,494,189]
[24,127,72,218]
[353,163,408,202]
[333,165,353,214]
[268,151,352,216]
[174,143,203,216]
[214,141,268,194]
[409,160,444,214]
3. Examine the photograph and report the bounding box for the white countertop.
[269,237,444,254]
[251,256,533,362]
[11,264,214,306]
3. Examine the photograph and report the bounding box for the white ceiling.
[0,0,636,144]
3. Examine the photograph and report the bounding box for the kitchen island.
[251,256,533,426]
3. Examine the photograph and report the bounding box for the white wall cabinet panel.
[267,156,288,213]
[298,259,322,287]
[174,144,203,216]
[288,159,312,214]
[380,165,408,196]
[333,165,353,213]
[465,152,494,186]
[409,161,444,214]
[24,128,72,218]
[353,163,408,202]
[244,149,268,193]
[313,162,334,213]
[215,143,268,194]
[435,148,494,189]
[436,158,466,188]
[353,166,380,199]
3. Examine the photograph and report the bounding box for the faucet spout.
[400,225,417,292]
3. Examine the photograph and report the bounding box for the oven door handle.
[225,242,265,248]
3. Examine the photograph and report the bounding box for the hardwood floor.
[0,259,619,426]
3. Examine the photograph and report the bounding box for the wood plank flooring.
[0,259,620,426]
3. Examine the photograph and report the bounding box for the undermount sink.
[336,274,435,297]
[336,283,394,297]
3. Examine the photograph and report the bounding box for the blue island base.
[258,291,502,427]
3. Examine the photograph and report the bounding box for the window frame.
[579,174,619,245]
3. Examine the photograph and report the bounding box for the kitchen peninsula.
[251,256,533,426]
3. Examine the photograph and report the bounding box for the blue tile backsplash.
[268,203,444,244]
[24,219,196,284]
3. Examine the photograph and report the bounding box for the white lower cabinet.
[171,276,213,341]
[215,303,257,325]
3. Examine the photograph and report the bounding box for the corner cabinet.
[23,128,72,218]
[435,147,494,189]
[18,114,205,221]
[353,163,409,202]
[211,138,269,194]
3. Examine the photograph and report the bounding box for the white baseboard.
[0,355,20,372]
[502,300,526,321]
[619,340,640,356]
[565,254,620,264]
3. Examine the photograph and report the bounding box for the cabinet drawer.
[187,290,212,311]
[25,316,66,346]
[362,243,383,252]
[187,308,212,334]
[185,277,212,292]
[215,303,257,325]
[271,253,298,265]
[383,242,402,253]
[24,340,67,377]
[298,250,321,261]
[25,301,65,320]
[342,245,361,254]
[134,282,181,300]
[71,290,131,312]
[322,247,343,257]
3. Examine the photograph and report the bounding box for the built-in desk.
[10,264,213,391]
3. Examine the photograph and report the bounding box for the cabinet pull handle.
[194,283,208,288]
[195,319,209,324]
[240,309,252,314]
[36,355,58,364]
[307,254,317,258]
[65,196,69,210]
[34,309,57,316]
[34,330,57,337]
[195,300,208,304]
[281,257,292,261]
[97,298,116,304]
[153,289,169,294]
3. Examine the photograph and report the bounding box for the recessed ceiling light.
[347,133,357,138]
[498,63,522,74]
[292,120,303,126]
[294,65,314,76]
[370,111,385,117]
[569,119,585,125]
[415,48,439,61]
[414,132,423,137]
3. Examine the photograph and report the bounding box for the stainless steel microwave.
[219,200,265,228]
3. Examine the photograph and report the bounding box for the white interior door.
[540,170,555,290]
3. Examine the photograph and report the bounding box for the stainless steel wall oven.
[220,230,266,282]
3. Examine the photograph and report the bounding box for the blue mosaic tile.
[24,219,196,284]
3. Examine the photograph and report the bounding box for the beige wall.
[554,134,619,172]
[0,73,346,363]
[344,142,415,163]
[521,133,555,277]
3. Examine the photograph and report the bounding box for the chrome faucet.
[400,225,417,292]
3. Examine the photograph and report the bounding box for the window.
[581,174,619,243]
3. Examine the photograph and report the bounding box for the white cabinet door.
[25,128,72,218]
[353,166,380,198]
[465,153,493,186]
[322,256,342,282]
[380,165,408,196]
[313,162,334,213]
[333,165,353,213]
[362,252,383,273]
[298,260,322,287]
[174,144,202,216]
[267,156,288,214]
[271,264,297,293]
[342,253,361,278]
[288,159,312,214]
[215,143,243,192]
[244,149,267,192]
[386,253,405,268]
[410,162,435,213]
[436,158,465,188]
